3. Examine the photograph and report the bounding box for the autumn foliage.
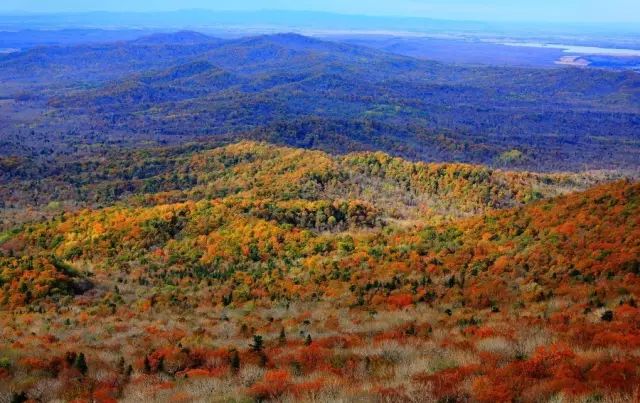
[0,142,638,401]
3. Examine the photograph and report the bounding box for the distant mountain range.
[1,32,638,171]
[1,10,639,39]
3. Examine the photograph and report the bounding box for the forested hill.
[3,172,637,311]
[1,32,639,170]
[0,141,618,230]
[0,142,638,401]
[1,142,637,318]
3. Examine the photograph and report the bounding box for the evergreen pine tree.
[75,352,88,375]
[143,355,151,374]
[10,392,27,403]
[250,335,264,352]
[117,357,125,374]
[229,349,240,374]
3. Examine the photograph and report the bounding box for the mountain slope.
[0,32,224,87]
[0,141,615,230]
[0,145,638,401]
[131,31,220,45]
[1,143,636,315]
[2,33,640,170]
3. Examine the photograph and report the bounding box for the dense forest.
[0,141,618,230]
[1,33,640,171]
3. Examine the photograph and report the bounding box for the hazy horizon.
[1,0,640,24]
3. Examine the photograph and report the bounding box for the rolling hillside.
[1,24,640,402]
[0,141,616,230]
[1,33,640,170]
[0,142,638,402]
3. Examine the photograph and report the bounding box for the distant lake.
[499,42,640,57]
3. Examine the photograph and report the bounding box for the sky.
[1,0,639,23]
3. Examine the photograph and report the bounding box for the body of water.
[499,42,640,57]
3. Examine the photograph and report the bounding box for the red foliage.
[291,379,325,397]
[387,294,413,309]
[587,359,639,393]
[472,375,514,403]
[413,365,481,400]
[249,369,291,400]
[470,344,589,402]
[93,387,118,403]
[463,325,496,338]
[283,345,331,373]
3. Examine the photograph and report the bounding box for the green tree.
[229,349,240,374]
[11,392,27,403]
[75,352,88,375]
[250,335,264,352]
[143,355,151,374]
[117,357,125,374]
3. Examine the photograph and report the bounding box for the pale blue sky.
[2,0,639,23]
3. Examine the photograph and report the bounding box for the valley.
[1,32,639,172]
[0,14,639,403]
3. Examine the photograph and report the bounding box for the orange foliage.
[413,365,481,400]
[387,294,413,309]
[249,369,291,400]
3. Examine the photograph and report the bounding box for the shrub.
[249,369,291,400]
